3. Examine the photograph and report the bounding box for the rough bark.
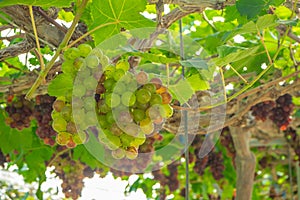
[229,126,256,200]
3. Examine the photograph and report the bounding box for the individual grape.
[73,57,85,71]
[150,77,162,89]
[73,84,86,97]
[97,100,110,114]
[121,92,136,107]
[132,108,145,122]
[134,101,149,110]
[116,60,130,72]
[56,132,72,145]
[110,123,123,136]
[73,133,85,144]
[61,105,72,121]
[150,93,163,105]
[146,104,163,122]
[113,69,125,81]
[106,135,122,150]
[90,47,103,59]
[85,111,98,125]
[117,110,133,123]
[104,65,116,78]
[105,93,120,108]
[106,111,115,124]
[136,71,148,85]
[83,97,95,111]
[78,43,92,58]
[161,92,172,104]
[120,134,134,147]
[125,146,138,160]
[136,89,151,104]
[123,123,140,137]
[113,83,126,94]
[130,132,146,147]
[83,77,98,89]
[53,100,66,112]
[83,166,94,178]
[156,86,168,94]
[86,55,100,68]
[140,118,154,135]
[103,78,116,91]
[66,122,77,134]
[52,117,67,132]
[111,148,125,159]
[142,83,156,94]
[66,138,77,148]
[100,55,110,67]
[161,104,173,118]
[64,47,81,60]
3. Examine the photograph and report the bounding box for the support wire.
[179,19,190,200]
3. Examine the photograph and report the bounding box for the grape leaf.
[89,0,155,45]
[0,0,74,8]
[187,74,210,91]
[47,73,73,97]
[256,14,277,30]
[0,112,33,153]
[236,0,267,19]
[213,46,261,66]
[180,58,208,70]
[169,79,194,104]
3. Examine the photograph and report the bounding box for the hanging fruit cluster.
[49,43,174,160]
[94,59,174,160]
[50,43,109,148]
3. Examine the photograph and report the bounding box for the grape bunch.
[51,98,87,148]
[5,95,34,130]
[251,94,294,130]
[51,43,108,148]
[51,152,85,200]
[192,135,225,180]
[151,161,180,197]
[33,95,57,146]
[95,59,174,160]
[220,128,236,167]
[251,101,275,121]
[269,94,294,130]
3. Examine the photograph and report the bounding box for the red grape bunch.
[5,95,34,130]
[33,95,57,146]
[251,94,294,130]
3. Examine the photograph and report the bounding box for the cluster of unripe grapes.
[251,94,294,131]
[95,59,174,160]
[51,43,107,148]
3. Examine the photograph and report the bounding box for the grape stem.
[29,6,45,71]
[25,0,89,100]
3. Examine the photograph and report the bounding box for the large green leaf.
[0,111,33,153]
[89,0,155,45]
[47,73,73,97]
[0,0,74,8]
[236,0,267,19]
